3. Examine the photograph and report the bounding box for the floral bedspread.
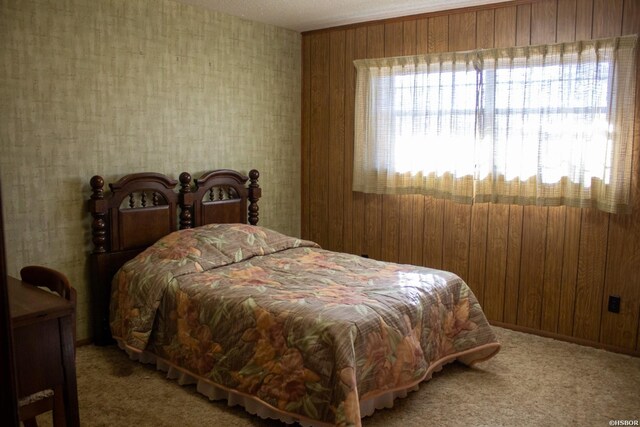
[111,224,500,426]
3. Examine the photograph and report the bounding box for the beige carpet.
[36,327,639,426]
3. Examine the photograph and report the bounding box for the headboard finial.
[248,169,261,225]
[179,172,193,229]
[179,172,191,190]
[89,175,107,253]
[90,175,105,199]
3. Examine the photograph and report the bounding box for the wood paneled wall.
[301,0,640,354]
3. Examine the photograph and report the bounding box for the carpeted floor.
[36,327,639,426]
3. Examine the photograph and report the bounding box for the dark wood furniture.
[0,181,19,426]
[9,275,79,426]
[20,266,77,348]
[18,266,77,427]
[88,168,261,345]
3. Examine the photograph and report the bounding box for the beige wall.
[0,0,302,341]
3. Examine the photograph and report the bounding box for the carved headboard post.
[248,169,261,226]
[89,175,107,253]
[88,172,180,345]
[179,172,194,230]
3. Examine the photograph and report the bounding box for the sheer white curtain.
[353,35,637,213]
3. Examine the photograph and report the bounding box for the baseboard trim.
[490,321,640,357]
[78,323,638,356]
[76,337,93,347]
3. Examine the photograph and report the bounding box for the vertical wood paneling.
[541,207,566,332]
[557,2,583,337]
[504,206,524,324]
[441,200,471,280]
[301,0,640,353]
[364,24,385,260]
[622,0,640,33]
[603,212,640,349]
[556,0,577,42]
[423,197,444,269]
[441,11,475,281]
[637,314,640,353]
[412,19,429,267]
[449,11,477,47]
[351,198,365,256]
[485,203,509,321]
[427,15,448,53]
[422,15,447,270]
[516,4,532,46]
[398,20,424,264]
[558,207,582,335]
[495,6,517,48]
[308,33,330,247]
[574,209,609,341]
[531,0,558,43]
[504,4,530,325]
[575,0,593,40]
[467,11,494,304]
[558,11,593,336]
[416,18,429,53]
[350,27,368,258]
[410,196,425,266]
[573,0,621,343]
[622,0,640,352]
[531,0,560,333]
[476,9,495,49]
[342,29,355,254]
[301,37,311,240]
[403,20,417,55]
[486,5,517,322]
[380,22,404,263]
[328,31,345,252]
[517,206,548,329]
[592,0,623,38]
[468,203,489,305]
[600,0,640,351]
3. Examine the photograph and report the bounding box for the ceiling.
[170,0,508,32]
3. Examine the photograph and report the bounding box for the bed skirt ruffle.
[117,340,499,426]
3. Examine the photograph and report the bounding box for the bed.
[88,168,500,427]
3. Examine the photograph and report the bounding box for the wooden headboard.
[88,169,261,345]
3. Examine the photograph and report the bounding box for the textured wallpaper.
[0,0,302,340]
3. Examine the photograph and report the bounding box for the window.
[353,35,637,213]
